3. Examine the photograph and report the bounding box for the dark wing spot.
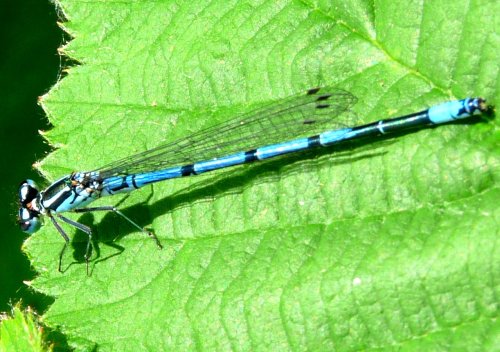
[316,94,332,101]
[316,104,330,109]
[303,119,316,124]
[307,87,321,95]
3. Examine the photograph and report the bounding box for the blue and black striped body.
[18,88,488,234]
[17,86,489,273]
[97,96,486,198]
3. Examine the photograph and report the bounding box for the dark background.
[0,0,61,313]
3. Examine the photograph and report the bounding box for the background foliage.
[20,0,500,350]
[0,0,59,314]
[0,306,48,352]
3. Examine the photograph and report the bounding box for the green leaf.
[0,306,48,352]
[25,0,498,350]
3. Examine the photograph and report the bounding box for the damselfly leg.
[48,213,93,275]
[73,206,163,249]
[48,206,161,275]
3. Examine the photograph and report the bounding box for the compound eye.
[18,208,41,234]
[19,179,39,206]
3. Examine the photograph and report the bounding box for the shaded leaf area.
[25,0,498,350]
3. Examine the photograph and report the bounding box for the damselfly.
[18,87,489,273]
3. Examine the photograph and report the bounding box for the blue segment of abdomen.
[194,152,247,174]
[133,167,184,187]
[319,128,352,145]
[256,138,310,160]
[428,98,477,124]
[101,167,184,195]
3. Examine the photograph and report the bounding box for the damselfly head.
[18,179,42,234]
[474,98,494,116]
[18,208,41,234]
[19,179,39,205]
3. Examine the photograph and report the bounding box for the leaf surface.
[26,0,499,350]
